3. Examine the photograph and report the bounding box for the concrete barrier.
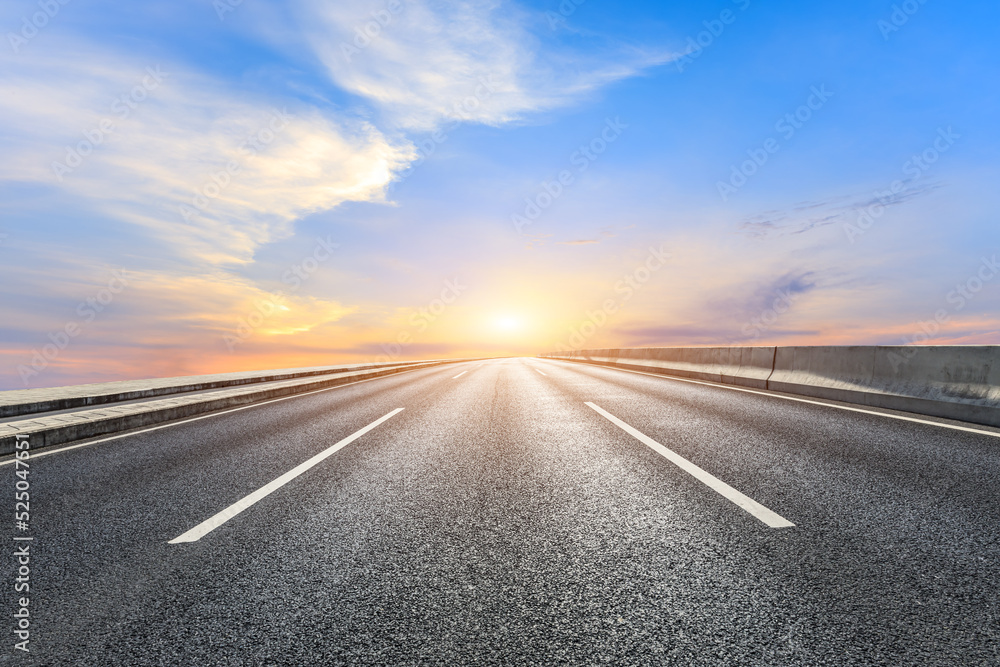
[616,347,737,382]
[770,346,1000,426]
[0,360,436,418]
[0,359,475,455]
[767,346,877,402]
[730,347,777,389]
[542,346,1000,427]
[545,347,775,389]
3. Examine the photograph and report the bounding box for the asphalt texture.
[1,358,998,666]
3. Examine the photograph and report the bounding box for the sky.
[1,0,999,390]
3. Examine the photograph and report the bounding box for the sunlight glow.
[494,315,523,332]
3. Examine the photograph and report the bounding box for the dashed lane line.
[543,360,1000,440]
[0,366,444,466]
[169,408,405,543]
[586,402,794,528]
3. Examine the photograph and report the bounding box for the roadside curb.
[1,360,437,418]
[0,360,469,455]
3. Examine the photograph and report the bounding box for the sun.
[494,315,522,332]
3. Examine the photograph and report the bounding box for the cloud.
[0,44,414,267]
[738,181,945,239]
[556,239,599,245]
[0,2,671,265]
[613,270,823,346]
[0,260,360,389]
[281,0,674,131]
[0,1,682,386]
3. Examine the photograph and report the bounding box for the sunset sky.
[2,0,999,389]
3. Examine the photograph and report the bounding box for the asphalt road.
[2,358,998,666]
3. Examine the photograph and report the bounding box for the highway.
[3,358,998,665]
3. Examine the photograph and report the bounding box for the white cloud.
[276,0,673,131]
[0,45,415,266]
[0,1,676,377]
[0,2,671,269]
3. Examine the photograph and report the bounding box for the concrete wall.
[770,346,1000,425]
[546,347,776,390]
[0,359,476,455]
[542,346,1000,427]
[0,360,436,418]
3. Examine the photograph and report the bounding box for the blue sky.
[1,0,998,389]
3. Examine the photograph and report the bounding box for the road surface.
[2,358,998,665]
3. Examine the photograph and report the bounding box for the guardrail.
[0,360,444,418]
[541,346,1000,427]
[0,359,476,455]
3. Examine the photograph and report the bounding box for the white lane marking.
[453,371,468,379]
[585,402,795,528]
[541,360,1000,440]
[169,408,404,544]
[535,369,547,376]
[0,366,439,467]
